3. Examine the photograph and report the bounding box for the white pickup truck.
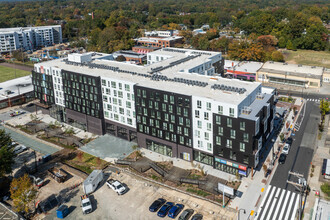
[81,194,92,214]
[106,179,127,195]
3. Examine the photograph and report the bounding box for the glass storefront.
[193,151,214,166]
[214,157,248,176]
[50,105,66,122]
[268,76,305,87]
[146,139,172,157]
[67,118,86,131]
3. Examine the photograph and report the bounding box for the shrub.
[321,183,330,198]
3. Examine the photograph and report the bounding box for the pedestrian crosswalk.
[306,98,320,102]
[256,185,299,220]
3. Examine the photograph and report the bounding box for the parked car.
[149,198,166,212]
[286,137,293,145]
[178,209,194,220]
[13,145,27,154]
[191,213,203,220]
[279,153,287,164]
[157,202,174,217]
[10,111,25,117]
[282,143,290,154]
[81,194,92,214]
[106,179,127,195]
[168,204,184,218]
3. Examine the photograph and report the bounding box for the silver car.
[282,143,290,155]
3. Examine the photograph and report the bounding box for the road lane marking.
[278,191,291,220]
[266,188,281,220]
[273,188,285,219]
[260,186,276,220]
[284,193,296,220]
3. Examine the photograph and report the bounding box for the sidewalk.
[303,114,330,220]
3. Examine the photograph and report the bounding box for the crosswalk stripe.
[284,193,296,220]
[278,191,291,220]
[266,188,281,220]
[259,186,272,210]
[272,188,285,219]
[291,197,299,220]
[260,186,276,220]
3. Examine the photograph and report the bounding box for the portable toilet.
[56,205,69,219]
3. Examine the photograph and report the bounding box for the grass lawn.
[282,49,330,68]
[66,151,108,174]
[0,65,31,83]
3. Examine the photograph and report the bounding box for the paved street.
[0,125,59,155]
[256,185,299,220]
[271,101,319,191]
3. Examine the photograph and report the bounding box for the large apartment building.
[32,48,275,177]
[0,25,62,53]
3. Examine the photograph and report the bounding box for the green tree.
[320,99,330,116]
[271,51,284,62]
[286,40,294,50]
[0,129,14,177]
[10,174,37,214]
[278,36,286,48]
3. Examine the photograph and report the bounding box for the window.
[230,129,236,139]
[218,105,223,114]
[243,133,249,142]
[163,94,168,102]
[184,128,189,136]
[206,102,211,111]
[197,100,202,108]
[207,123,211,131]
[218,148,224,156]
[227,118,232,127]
[183,108,188,117]
[226,139,232,148]
[205,132,209,140]
[240,122,246,131]
[230,151,236,160]
[207,143,212,151]
[186,119,191,127]
[119,108,124,115]
[240,143,246,152]
[197,120,202,128]
[218,127,223,135]
[177,126,182,134]
[118,91,123,98]
[125,84,130,92]
[229,108,235,117]
[198,140,202,148]
[216,136,221,145]
[215,115,221,125]
[243,156,249,164]
[179,117,184,125]
[170,96,174,104]
[169,105,173,113]
[101,79,106,86]
[195,110,200,118]
[204,112,209,120]
[111,81,116,88]
[126,101,131,109]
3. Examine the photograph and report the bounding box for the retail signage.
[238,170,247,176]
[220,159,226,164]
[227,161,232,166]
[239,165,247,171]
[215,157,221,163]
[233,163,239,168]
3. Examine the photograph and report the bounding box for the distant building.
[135,36,183,48]
[192,29,206,35]
[225,61,263,81]
[256,62,324,88]
[112,50,147,64]
[144,30,177,37]
[0,75,34,109]
[323,68,330,83]
[132,46,160,54]
[0,25,62,53]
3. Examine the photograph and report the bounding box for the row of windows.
[104,111,133,125]
[196,100,234,117]
[215,137,247,152]
[101,80,131,92]
[105,105,135,117]
[136,89,190,107]
[64,82,99,95]
[62,72,97,86]
[137,109,191,127]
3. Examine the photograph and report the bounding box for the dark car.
[157,202,174,218]
[286,137,293,145]
[168,204,184,218]
[191,213,203,220]
[279,153,287,164]
[149,198,166,212]
[179,209,194,220]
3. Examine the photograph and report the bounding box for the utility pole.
[287,171,307,220]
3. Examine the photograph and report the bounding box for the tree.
[0,129,14,177]
[278,36,286,48]
[271,51,284,62]
[12,50,27,62]
[320,99,330,116]
[286,40,294,50]
[10,174,37,214]
[115,55,126,62]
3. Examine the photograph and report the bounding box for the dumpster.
[56,205,69,218]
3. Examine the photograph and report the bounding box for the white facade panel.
[51,67,65,107]
[101,77,136,128]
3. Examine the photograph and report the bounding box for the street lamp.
[238,208,246,220]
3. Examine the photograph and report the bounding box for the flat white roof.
[0,75,33,101]
[39,49,261,105]
[0,25,61,34]
[225,60,263,74]
[136,36,182,42]
[260,61,324,76]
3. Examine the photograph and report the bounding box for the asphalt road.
[277,89,329,101]
[271,101,320,191]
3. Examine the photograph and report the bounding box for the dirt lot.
[34,168,235,220]
[12,147,43,178]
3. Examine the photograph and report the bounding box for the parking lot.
[36,168,234,220]
[12,147,43,178]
